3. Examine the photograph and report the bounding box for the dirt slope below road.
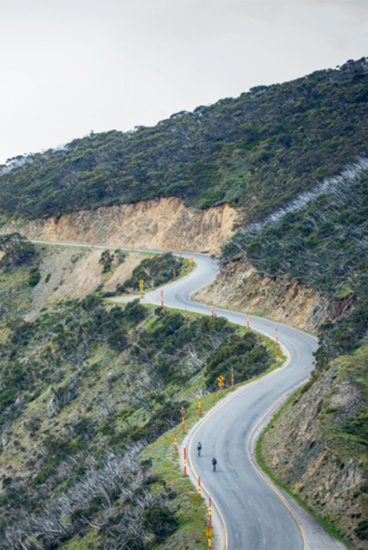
[25,246,144,321]
[1,197,237,254]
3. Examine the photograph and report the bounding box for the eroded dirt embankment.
[197,258,355,334]
[1,197,237,254]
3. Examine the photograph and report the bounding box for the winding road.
[142,251,348,550]
[34,242,347,550]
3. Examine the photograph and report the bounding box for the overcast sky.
[0,0,367,164]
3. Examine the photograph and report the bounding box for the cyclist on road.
[212,457,217,471]
[197,442,202,456]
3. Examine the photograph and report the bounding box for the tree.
[99,250,114,273]
[0,233,36,268]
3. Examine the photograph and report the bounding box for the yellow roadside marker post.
[206,525,213,549]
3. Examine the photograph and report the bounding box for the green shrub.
[125,300,146,323]
[0,233,37,268]
[355,520,368,540]
[28,266,41,287]
[107,328,127,352]
[81,294,102,310]
[142,505,177,541]
[99,250,114,273]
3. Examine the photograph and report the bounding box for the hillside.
[0,236,188,325]
[207,162,368,546]
[0,58,368,226]
[0,239,280,549]
[258,346,368,549]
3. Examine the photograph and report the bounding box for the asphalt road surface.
[34,242,347,550]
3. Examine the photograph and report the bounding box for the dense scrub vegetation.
[0,233,37,270]
[0,249,274,549]
[117,252,186,294]
[0,58,368,222]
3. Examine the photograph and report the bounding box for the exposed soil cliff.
[1,197,237,255]
[197,258,355,334]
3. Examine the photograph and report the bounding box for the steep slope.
[0,58,368,224]
[222,165,368,363]
[0,239,191,324]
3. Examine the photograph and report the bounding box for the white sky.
[0,0,367,164]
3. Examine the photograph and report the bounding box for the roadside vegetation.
[0,240,278,549]
[113,252,188,295]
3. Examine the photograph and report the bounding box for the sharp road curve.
[34,242,347,550]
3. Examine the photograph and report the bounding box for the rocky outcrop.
[0,197,237,255]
